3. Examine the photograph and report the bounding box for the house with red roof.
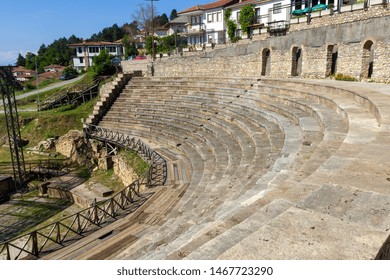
[179,0,337,45]
[12,66,35,82]
[43,64,65,73]
[68,41,124,71]
[178,0,239,46]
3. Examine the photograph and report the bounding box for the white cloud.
[0,50,35,66]
[0,50,18,66]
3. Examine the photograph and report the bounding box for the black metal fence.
[84,125,167,187]
[0,125,167,259]
[40,77,103,111]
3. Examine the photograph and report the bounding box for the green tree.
[169,9,178,21]
[90,49,115,76]
[31,35,82,70]
[89,24,124,42]
[63,66,78,76]
[157,13,169,26]
[145,35,158,56]
[16,53,26,67]
[224,9,237,42]
[25,52,37,70]
[122,35,138,58]
[239,5,255,36]
[123,21,139,36]
[227,20,237,42]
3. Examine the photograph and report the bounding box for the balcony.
[267,20,290,35]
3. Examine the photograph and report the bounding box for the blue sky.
[0,0,212,65]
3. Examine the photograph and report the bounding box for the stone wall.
[153,55,261,78]
[121,60,151,75]
[301,46,328,79]
[112,155,137,187]
[145,13,390,83]
[372,41,390,83]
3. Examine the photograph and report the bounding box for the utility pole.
[35,57,40,113]
[146,0,159,61]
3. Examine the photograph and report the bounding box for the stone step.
[81,76,390,261]
[218,207,388,259]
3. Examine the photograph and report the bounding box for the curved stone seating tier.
[99,97,285,212]
[46,76,390,260]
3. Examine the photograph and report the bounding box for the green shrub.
[90,49,115,77]
[334,73,358,81]
[24,82,36,90]
[120,149,150,176]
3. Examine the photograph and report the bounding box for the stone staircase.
[45,76,390,260]
[85,73,133,126]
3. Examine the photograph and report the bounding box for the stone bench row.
[106,77,384,257]
[98,86,332,260]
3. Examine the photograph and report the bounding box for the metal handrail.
[40,77,103,111]
[0,126,167,259]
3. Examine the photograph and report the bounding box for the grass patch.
[334,73,358,82]
[120,149,150,176]
[86,168,124,193]
[77,166,91,179]
[19,97,96,146]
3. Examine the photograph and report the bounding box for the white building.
[178,0,239,46]
[166,15,188,36]
[227,0,292,38]
[179,0,339,44]
[68,41,124,71]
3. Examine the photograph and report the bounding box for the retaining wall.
[137,9,390,83]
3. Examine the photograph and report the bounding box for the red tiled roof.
[12,66,35,76]
[38,72,58,79]
[68,41,122,48]
[43,64,64,69]
[228,0,260,8]
[178,0,239,14]
[12,66,28,72]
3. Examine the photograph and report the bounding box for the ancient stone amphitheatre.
[3,7,390,260]
[39,74,389,260]
[44,12,390,259]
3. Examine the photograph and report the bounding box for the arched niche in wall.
[291,46,303,77]
[261,48,271,76]
[361,40,374,79]
[326,44,338,77]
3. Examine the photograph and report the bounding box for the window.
[273,3,282,14]
[255,8,261,23]
[78,47,83,53]
[79,57,84,64]
[208,12,221,23]
[191,16,199,24]
[106,46,116,53]
[89,47,99,53]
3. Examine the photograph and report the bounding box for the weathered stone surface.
[112,155,137,187]
[55,130,92,165]
[98,156,113,171]
[91,183,113,197]
[219,207,388,260]
[143,14,390,83]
